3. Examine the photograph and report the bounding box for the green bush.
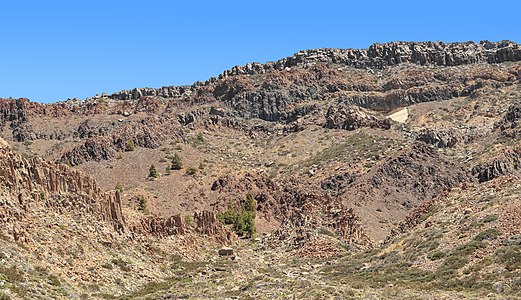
[196,132,204,142]
[125,140,136,151]
[115,183,124,192]
[170,153,183,170]
[184,215,194,225]
[481,214,498,223]
[186,166,198,175]
[454,241,485,256]
[218,194,257,238]
[427,251,447,261]
[233,211,256,238]
[149,164,158,178]
[474,228,501,241]
[218,204,236,225]
[496,246,521,271]
[138,196,148,214]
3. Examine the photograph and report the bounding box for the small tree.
[219,194,257,238]
[138,195,148,214]
[125,140,136,151]
[245,193,256,212]
[171,153,183,170]
[149,164,158,178]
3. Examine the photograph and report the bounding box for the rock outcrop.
[340,142,472,241]
[324,103,391,130]
[218,40,521,78]
[472,146,521,182]
[0,148,126,239]
[415,128,459,148]
[58,116,185,166]
[134,211,235,244]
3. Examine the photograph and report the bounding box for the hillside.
[0,40,520,299]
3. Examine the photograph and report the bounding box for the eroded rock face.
[58,117,184,166]
[134,211,235,244]
[495,103,521,138]
[324,103,391,130]
[268,188,371,253]
[320,172,359,195]
[472,146,521,182]
[219,41,521,78]
[340,142,472,241]
[211,172,371,251]
[415,128,459,148]
[0,147,235,245]
[0,148,126,238]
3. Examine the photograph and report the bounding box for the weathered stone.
[218,247,234,256]
[324,103,391,130]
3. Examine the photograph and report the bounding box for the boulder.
[218,247,234,256]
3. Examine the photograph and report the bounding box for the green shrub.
[138,196,148,214]
[481,214,498,223]
[115,183,124,192]
[218,204,236,225]
[474,228,501,241]
[170,153,183,170]
[218,194,256,238]
[233,210,256,238]
[438,256,468,275]
[427,251,447,261]
[186,166,198,175]
[149,165,158,178]
[125,140,136,151]
[196,132,204,142]
[454,240,485,256]
[496,246,521,271]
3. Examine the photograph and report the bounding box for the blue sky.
[1,1,520,103]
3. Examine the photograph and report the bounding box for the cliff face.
[0,148,126,240]
[100,40,521,101]
[0,147,235,244]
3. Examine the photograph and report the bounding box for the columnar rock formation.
[472,146,521,182]
[0,147,235,244]
[219,40,521,78]
[0,148,126,236]
[134,211,235,244]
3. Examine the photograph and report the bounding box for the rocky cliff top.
[103,40,521,101]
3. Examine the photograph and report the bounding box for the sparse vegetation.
[170,153,183,170]
[185,215,194,225]
[138,195,149,214]
[125,140,136,151]
[474,228,501,241]
[0,291,11,300]
[186,166,198,175]
[218,193,256,238]
[115,183,124,192]
[149,164,158,178]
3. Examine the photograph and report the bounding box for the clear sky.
[1,0,520,103]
